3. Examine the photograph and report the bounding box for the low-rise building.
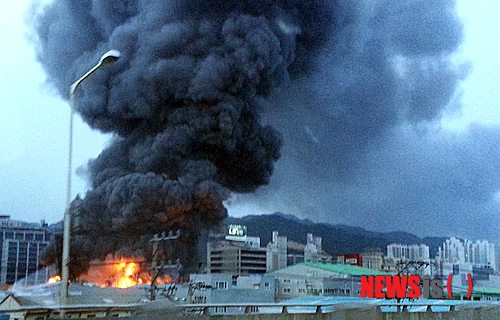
[336,254,363,267]
[268,262,387,301]
[361,248,384,271]
[436,261,473,287]
[188,273,275,304]
[0,283,145,319]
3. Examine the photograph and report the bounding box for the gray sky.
[1,0,499,241]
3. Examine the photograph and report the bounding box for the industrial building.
[268,262,387,301]
[188,273,275,304]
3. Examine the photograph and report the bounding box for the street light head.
[99,49,121,65]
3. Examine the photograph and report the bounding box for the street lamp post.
[61,50,121,304]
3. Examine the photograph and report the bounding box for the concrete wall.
[130,306,500,320]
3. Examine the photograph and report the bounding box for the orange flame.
[80,256,176,288]
[47,276,61,284]
[116,262,138,288]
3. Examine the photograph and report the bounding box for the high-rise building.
[0,215,54,285]
[437,237,465,263]
[304,233,322,263]
[387,243,429,261]
[437,238,498,271]
[385,243,431,276]
[266,231,287,272]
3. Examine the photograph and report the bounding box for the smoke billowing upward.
[31,0,335,275]
[31,0,465,274]
[228,0,465,233]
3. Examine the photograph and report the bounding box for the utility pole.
[149,230,181,301]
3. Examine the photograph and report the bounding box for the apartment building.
[437,237,498,271]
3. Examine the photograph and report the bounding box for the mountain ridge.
[224,212,446,258]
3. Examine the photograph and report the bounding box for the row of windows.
[6,261,41,268]
[1,231,49,242]
[241,262,266,268]
[7,250,41,257]
[3,240,46,285]
[7,242,46,250]
[241,256,267,261]
[324,288,350,294]
[209,281,271,290]
[193,296,207,303]
[6,267,39,277]
[240,250,266,256]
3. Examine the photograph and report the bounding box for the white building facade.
[437,238,498,271]
[266,231,287,272]
[387,243,430,261]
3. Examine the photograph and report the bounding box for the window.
[215,307,227,313]
[283,288,291,293]
[215,281,228,289]
[247,306,259,313]
[282,279,290,283]
[264,282,270,290]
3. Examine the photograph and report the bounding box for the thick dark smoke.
[227,0,465,215]
[31,0,334,275]
[32,0,466,274]
[266,0,463,177]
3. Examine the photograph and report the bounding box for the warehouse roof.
[303,262,388,276]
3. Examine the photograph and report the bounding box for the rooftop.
[303,262,388,276]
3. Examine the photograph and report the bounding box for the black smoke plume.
[226,0,465,229]
[30,0,335,275]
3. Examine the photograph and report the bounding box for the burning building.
[30,0,463,280]
[31,0,333,278]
